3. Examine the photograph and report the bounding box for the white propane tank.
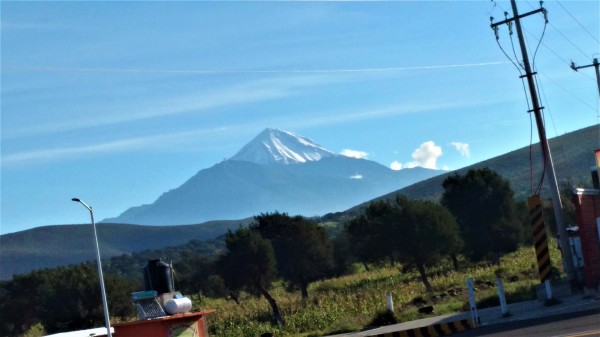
[165,297,192,315]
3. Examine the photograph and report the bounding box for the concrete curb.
[327,294,600,337]
[366,319,472,337]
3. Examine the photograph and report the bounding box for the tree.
[217,228,285,325]
[251,212,334,299]
[441,168,524,262]
[0,264,135,336]
[345,197,462,293]
[345,201,397,268]
[331,231,355,276]
[174,254,227,299]
[393,198,463,293]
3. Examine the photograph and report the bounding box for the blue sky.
[1,1,598,234]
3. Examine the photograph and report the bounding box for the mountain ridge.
[230,128,335,165]
[103,128,443,225]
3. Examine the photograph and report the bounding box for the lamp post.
[71,198,112,337]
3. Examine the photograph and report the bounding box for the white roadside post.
[496,277,508,315]
[386,292,394,312]
[466,277,479,327]
[545,279,553,300]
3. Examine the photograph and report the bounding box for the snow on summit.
[231,128,335,165]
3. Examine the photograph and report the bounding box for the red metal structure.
[572,188,600,291]
[113,310,215,337]
[571,149,600,292]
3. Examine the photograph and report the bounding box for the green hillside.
[365,125,598,206]
[0,219,249,280]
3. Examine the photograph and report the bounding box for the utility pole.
[571,58,600,98]
[491,1,577,288]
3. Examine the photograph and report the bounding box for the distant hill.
[0,220,247,280]
[104,128,443,225]
[357,125,598,209]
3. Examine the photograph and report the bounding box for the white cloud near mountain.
[390,141,442,170]
[340,149,368,159]
[409,141,442,169]
[451,142,470,158]
[390,160,403,170]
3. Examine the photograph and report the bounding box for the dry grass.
[198,242,562,337]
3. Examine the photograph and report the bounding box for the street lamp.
[71,198,113,337]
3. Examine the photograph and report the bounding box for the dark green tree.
[392,198,463,292]
[251,212,334,299]
[345,197,462,292]
[217,228,284,325]
[174,254,227,299]
[0,271,44,336]
[441,168,524,262]
[331,231,355,276]
[0,264,135,336]
[345,200,397,268]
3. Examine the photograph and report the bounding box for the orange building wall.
[113,310,214,337]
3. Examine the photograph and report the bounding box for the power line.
[537,69,598,113]
[524,1,593,59]
[556,0,599,44]
[524,28,597,82]
[535,75,559,137]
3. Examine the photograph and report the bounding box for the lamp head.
[72,198,81,202]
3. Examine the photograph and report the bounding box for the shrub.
[368,310,399,327]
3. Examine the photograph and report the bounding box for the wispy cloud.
[3,74,341,139]
[451,142,470,158]
[1,127,229,167]
[285,95,504,130]
[340,149,368,159]
[3,61,508,75]
[5,61,509,140]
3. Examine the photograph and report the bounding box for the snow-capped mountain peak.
[230,128,335,165]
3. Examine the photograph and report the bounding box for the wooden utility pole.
[491,0,577,288]
[571,58,600,98]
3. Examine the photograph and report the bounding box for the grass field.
[198,242,563,337]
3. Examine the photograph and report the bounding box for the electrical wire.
[535,147,547,195]
[529,112,534,195]
[494,37,524,75]
[508,21,525,71]
[524,28,597,82]
[547,20,592,60]
[531,9,548,72]
[527,5,549,195]
[493,36,532,111]
[556,1,599,44]
[525,1,593,59]
[537,70,598,113]
[535,75,559,137]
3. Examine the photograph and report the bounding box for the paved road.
[453,308,600,337]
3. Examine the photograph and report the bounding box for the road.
[454,309,600,337]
